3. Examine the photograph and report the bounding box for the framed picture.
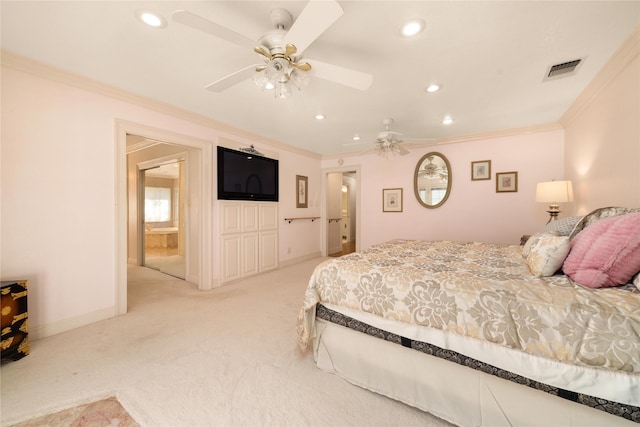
[471,160,491,181]
[296,175,308,208]
[382,188,403,212]
[496,171,518,192]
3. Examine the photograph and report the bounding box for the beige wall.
[563,29,640,214]
[323,128,566,248]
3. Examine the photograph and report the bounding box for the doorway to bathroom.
[118,121,213,315]
[323,167,360,257]
[142,161,186,279]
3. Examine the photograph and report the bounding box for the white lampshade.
[535,180,574,203]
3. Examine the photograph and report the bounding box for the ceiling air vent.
[544,59,582,81]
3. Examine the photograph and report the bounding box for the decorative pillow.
[522,232,543,258]
[563,212,640,288]
[634,273,640,291]
[568,207,640,239]
[526,232,571,277]
[544,216,583,236]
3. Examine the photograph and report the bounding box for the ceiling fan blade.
[402,137,439,145]
[205,65,261,92]
[397,144,410,156]
[172,10,256,49]
[402,137,438,147]
[342,140,369,147]
[377,132,403,143]
[306,59,373,91]
[284,0,343,56]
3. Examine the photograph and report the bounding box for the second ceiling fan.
[172,0,373,98]
[375,118,410,156]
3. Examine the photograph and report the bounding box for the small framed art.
[471,160,491,181]
[382,188,403,212]
[296,175,308,208]
[496,171,518,192]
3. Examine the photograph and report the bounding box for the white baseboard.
[278,252,323,269]
[30,307,116,341]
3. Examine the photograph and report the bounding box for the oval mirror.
[414,152,452,208]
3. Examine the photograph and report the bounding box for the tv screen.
[217,146,279,202]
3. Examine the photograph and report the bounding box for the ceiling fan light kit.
[376,140,404,158]
[374,118,410,157]
[252,52,310,99]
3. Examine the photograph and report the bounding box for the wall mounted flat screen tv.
[217,146,279,202]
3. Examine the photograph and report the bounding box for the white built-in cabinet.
[220,201,278,283]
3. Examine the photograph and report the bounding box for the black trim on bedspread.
[316,304,640,423]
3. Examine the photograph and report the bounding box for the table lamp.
[535,180,574,223]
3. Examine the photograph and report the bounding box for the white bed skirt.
[313,318,636,427]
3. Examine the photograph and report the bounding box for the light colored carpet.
[1,258,453,427]
[143,253,185,279]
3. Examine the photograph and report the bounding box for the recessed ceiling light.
[401,19,425,37]
[442,116,454,125]
[315,114,326,120]
[352,134,360,141]
[136,10,167,28]
[425,84,441,93]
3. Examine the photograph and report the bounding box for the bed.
[297,207,640,426]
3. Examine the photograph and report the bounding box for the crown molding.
[430,122,564,146]
[322,122,563,160]
[560,26,640,127]
[0,50,321,160]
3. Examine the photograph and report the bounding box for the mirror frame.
[413,151,452,209]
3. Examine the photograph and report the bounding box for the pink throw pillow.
[563,212,640,288]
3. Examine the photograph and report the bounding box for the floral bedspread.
[297,239,640,373]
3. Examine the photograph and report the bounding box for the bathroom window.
[431,188,447,205]
[145,187,171,222]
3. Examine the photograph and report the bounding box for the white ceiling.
[2,1,639,156]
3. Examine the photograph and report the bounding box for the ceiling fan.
[418,156,448,179]
[343,118,436,157]
[375,118,410,156]
[172,0,373,98]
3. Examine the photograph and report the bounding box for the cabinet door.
[259,230,278,272]
[220,202,242,234]
[220,234,242,282]
[243,203,259,232]
[259,203,278,230]
[242,233,259,277]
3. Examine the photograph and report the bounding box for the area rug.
[8,396,139,427]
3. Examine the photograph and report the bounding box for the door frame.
[137,153,188,276]
[115,119,214,316]
[320,165,361,257]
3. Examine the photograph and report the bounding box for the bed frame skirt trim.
[315,304,639,425]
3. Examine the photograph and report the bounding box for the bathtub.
[145,227,179,249]
[147,227,178,233]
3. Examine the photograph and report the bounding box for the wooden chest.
[1,280,29,362]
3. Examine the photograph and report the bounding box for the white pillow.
[526,232,571,277]
[634,273,640,291]
[522,232,543,258]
